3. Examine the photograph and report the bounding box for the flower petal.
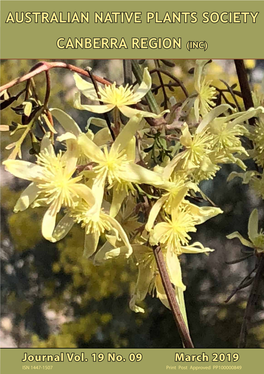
[163,151,186,180]
[186,203,223,225]
[52,213,75,242]
[120,105,169,119]
[194,60,210,92]
[227,170,257,184]
[40,133,55,155]
[194,98,200,122]
[93,127,112,146]
[42,203,60,242]
[50,108,81,137]
[133,67,152,101]
[102,213,132,257]
[231,107,264,127]
[71,183,96,207]
[180,123,192,147]
[73,73,97,99]
[248,209,259,243]
[124,137,136,162]
[166,249,186,290]
[84,231,100,258]
[90,171,107,215]
[130,245,156,313]
[74,92,114,114]
[86,117,108,130]
[150,222,171,245]
[119,162,168,188]
[3,160,44,181]
[226,231,253,248]
[181,242,214,254]
[111,114,142,154]
[78,103,114,114]
[110,187,127,217]
[93,241,114,265]
[129,296,145,314]
[145,195,167,232]
[176,287,189,329]
[61,139,79,176]
[94,243,129,265]
[14,182,39,212]
[78,133,104,162]
[57,132,77,143]
[155,274,170,309]
[197,104,232,134]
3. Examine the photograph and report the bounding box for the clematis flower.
[165,105,264,183]
[179,123,214,169]
[3,134,95,242]
[77,114,171,217]
[89,197,142,264]
[149,204,221,290]
[250,117,264,168]
[73,67,168,118]
[169,121,220,183]
[202,106,264,170]
[130,199,222,314]
[227,209,264,254]
[65,199,133,259]
[52,109,170,217]
[129,245,170,313]
[145,174,198,232]
[228,170,264,200]
[50,173,134,258]
[193,60,217,121]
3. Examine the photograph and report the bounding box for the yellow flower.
[250,172,264,199]
[206,106,264,170]
[151,209,196,251]
[77,115,170,217]
[129,245,176,313]
[227,209,264,254]
[193,60,217,121]
[250,117,264,168]
[170,122,220,182]
[161,105,232,183]
[149,204,221,290]
[227,170,264,199]
[67,199,132,258]
[180,123,213,169]
[3,134,95,242]
[176,105,264,181]
[73,67,168,118]
[145,172,201,234]
[210,122,247,155]
[115,196,142,238]
[52,110,170,218]
[162,175,190,214]
[130,199,221,313]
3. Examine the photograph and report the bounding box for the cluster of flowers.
[227,91,264,255]
[2,60,264,315]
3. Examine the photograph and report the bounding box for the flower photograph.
[1,59,264,348]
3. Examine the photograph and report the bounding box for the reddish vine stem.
[44,71,51,110]
[234,60,255,125]
[0,61,111,93]
[153,246,194,348]
[238,255,264,348]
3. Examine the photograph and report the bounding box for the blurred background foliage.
[1,59,264,348]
